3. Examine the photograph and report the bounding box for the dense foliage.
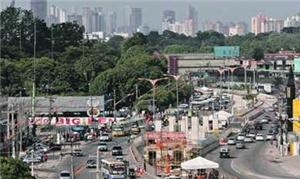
[0,157,32,179]
[1,7,300,108]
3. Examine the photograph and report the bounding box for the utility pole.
[12,109,16,159]
[71,137,75,179]
[113,89,116,123]
[96,146,100,179]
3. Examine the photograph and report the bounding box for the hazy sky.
[1,0,300,30]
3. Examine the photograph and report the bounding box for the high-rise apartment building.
[82,7,93,33]
[251,14,283,34]
[187,5,198,35]
[82,7,106,33]
[68,13,82,26]
[124,6,142,35]
[49,5,67,25]
[251,14,268,35]
[31,0,47,21]
[107,11,117,35]
[130,8,142,34]
[262,18,284,33]
[284,13,300,27]
[161,10,176,32]
[162,10,175,24]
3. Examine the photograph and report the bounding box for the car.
[227,138,236,145]
[246,132,256,138]
[236,134,245,141]
[115,155,124,161]
[112,146,123,156]
[98,142,108,151]
[49,143,62,151]
[244,136,254,143]
[260,118,269,124]
[236,142,246,149]
[266,133,276,140]
[73,149,84,157]
[255,134,265,141]
[254,122,263,130]
[22,155,42,164]
[99,133,111,142]
[87,134,94,140]
[86,159,97,168]
[219,147,230,158]
[59,170,71,179]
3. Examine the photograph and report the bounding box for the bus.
[101,159,126,179]
[112,117,144,137]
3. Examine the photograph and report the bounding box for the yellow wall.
[293,99,300,133]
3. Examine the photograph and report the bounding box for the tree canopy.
[0,157,32,179]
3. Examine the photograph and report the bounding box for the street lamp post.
[138,77,168,122]
[164,74,181,131]
[138,77,168,176]
[216,68,227,95]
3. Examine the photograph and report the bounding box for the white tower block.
[191,116,199,145]
[168,116,176,132]
[154,120,162,132]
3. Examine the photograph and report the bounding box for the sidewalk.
[264,143,300,178]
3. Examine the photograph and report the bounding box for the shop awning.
[181,156,219,170]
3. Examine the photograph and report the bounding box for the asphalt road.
[49,136,132,179]
[206,110,297,179]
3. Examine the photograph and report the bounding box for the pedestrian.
[60,152,63,160]
[45,154,48,162]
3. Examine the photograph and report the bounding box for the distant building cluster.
[251,13,300,35]
[203,21,248,36]
[161,6,198,36]
[28,0,300,40]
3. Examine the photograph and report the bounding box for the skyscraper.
[251,14,284,35]
[187,5,198,35]
[161,10,175,32]
[130,8,142,34]
[31,0,47,21]
[82,7,93,33]
[107,11,117,35]
[124,6,142,35]
[68,13,82,26]
[162,10,175,24]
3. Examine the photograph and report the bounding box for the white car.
[99,133,111,141]
[246,132,256,138]
[255,134,265,141]
[244,137,254,143]
[60,170,71,179]
[266,133,275,140]
[260,118,269,124]
[236,135,245,141]
[227,138,236,145]
[98,142,108,151]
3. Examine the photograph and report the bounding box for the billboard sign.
[214,46,240,58]
[294,58,300,73]
[293,99,300,133]
[29,117,125,126]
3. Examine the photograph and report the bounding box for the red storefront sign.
[29,117,124,126]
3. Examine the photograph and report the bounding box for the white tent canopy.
[181,156,219,170]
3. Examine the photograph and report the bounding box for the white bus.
[112,117,144,137]
[101,159,126,179]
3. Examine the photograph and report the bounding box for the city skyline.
[2,0,300,31]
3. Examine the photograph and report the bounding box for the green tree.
[122,32,148,52]
[163,44,197,53]
[52,22,84,52]
[0,157,32,179]
[252,47,264,60]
